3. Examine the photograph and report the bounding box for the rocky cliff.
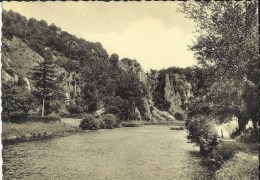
[148,69,193,121]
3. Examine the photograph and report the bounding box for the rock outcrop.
[148,70,193,121]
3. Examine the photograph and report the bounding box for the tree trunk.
[42,98,45,117]
[237,112,245,132]
[74,78,77,99]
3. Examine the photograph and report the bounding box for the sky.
[3,1,197,72]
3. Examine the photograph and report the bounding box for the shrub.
[98,119,106,129]
[186,115,218,154]
[240,127,259,144]
[174,112,186,121]
[104,96,127,120]
[102,114,118,129]
[2,115,10,122]
[66,102,84,114]
[9,112,28,123]
[79,114,99,130]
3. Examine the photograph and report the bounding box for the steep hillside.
[1,10,192,122]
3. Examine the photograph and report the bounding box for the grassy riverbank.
[2,118,185,144]
[2,121,80,144]
[201,139,259,179]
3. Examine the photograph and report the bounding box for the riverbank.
[121,120,185,127]
[2,118,185,144]
[200,139,259,179]
[2,121,80,144]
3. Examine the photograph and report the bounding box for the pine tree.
[30,48,64,116]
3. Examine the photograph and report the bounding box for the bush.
[186,115,218,154]
[66,103,84,114]
[79,114,99,130]
[98,119,106,129]
[240,127,259,144]
[174,112,186,121]
[102,114,118,129]
[2,115,10,122]
[9,112,28,123]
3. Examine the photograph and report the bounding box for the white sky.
[3,1,197,72]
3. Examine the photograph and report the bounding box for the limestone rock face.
[148,71,193,121]
[164,74,183,116]
[164,73,192,119]
[20,77,31,91]
[118,58,148,85]
[151,107,175,122]
[63,72,80,104]
[142,98,152,120]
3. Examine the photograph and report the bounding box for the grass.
[218,140,259,156]
[200,139,259,179]
[215,152,258,180]
[2,121,80,143]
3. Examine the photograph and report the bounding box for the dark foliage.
[79,114,100,130]
[153,71,171,111]
[102,114,119,129]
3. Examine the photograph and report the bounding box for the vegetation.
[179,1,258,179]
[215,152,258,180]
[203,141,259,177]
[2,84,34,115]
[179,0,258,150]
[102,114,119,129]
[2,121,79,143]
[30,49,65,116]
[2,10,149,121]
[186,116,218,153]
[79,114,119,130]
[79,114,100,130]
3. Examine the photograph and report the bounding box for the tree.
[30,49,64,116]
[103,96,128,120]
[181,1,258,78]
[109,53,119,67]
[153,71,171,111]
[115,70,148,119]
[179,1,258,129]
[2,83,34,115]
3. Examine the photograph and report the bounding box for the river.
[3,125,209,180]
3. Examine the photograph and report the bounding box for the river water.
[3,125,209,180]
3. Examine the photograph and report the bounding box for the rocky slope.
[1,36,192,121]
[1,10,192,121]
